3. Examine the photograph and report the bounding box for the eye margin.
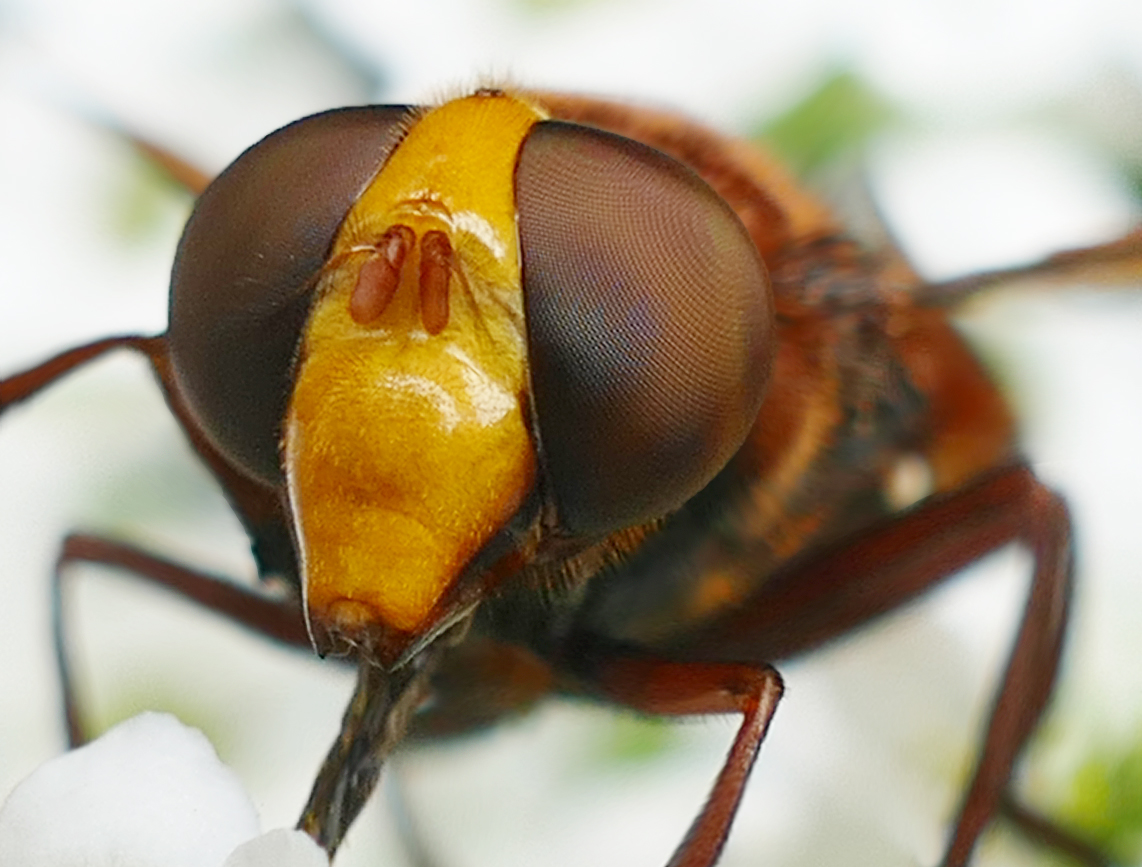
[167,104,414,489]
[514,118,775,540]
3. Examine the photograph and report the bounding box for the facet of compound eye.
[516,120,774,536]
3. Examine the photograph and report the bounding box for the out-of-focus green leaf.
[590,712,677,767]
[95,682,242,765]
[1057,729,1142,864]
[756,70,896,177]
[105,151,193,245]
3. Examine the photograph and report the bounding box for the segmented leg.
[53,533,308,746]
[0,335,160,414]
[566,637,784,867]
[674,464,1073,867]
[916,228,1142,306]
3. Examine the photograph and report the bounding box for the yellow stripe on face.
[284,92,545,638]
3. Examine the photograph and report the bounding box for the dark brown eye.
[516,120,774,537]
[168,105,411,487]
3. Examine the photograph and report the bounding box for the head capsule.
[163,94,773,662]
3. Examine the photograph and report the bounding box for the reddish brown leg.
[569,640,783,867]
[917,227,1142,306]
[1,334,278,532]
[53,533,310,746]
[5,337,310,743]
[0,335,160,413]
[112,131,212,196]
[676,464,1072,866]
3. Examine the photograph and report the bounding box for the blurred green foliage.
[755,70,896,178]
[589,712,677,767]
[95,681,243,766]
[107,151,193,245]
[1057,728,1142,864]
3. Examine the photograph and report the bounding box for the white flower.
[223,828,328,867]
[0,712,326,867]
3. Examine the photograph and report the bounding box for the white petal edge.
[223,828,329,867]
[0,712,260,867]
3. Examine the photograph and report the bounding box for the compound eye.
[168,105,411,487]
[516,121,774,537]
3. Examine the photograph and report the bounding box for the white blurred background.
[1,1,1142,865]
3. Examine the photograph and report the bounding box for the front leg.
[563,635,783,867]
[52,533,310,747]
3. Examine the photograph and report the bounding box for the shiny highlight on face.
[284,93,546,650]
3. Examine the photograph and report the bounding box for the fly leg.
[5,336,314,746]
[3,334,296,576]
[563,635,784,867]
[52,533,310,747]
[1,335,161,414]
[915,227,1142,306]
[675,463,1077,866]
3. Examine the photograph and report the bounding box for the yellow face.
[283,93,545,642]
